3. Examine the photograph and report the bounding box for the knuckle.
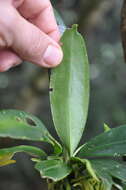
[27,30,46,61]
[0,4,15,28]
[0,5,15,47]
[0,36,6,48]
[0,30,13,48]
[12,0,24,8]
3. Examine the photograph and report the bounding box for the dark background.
[0,0,125,189]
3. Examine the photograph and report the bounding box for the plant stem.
[47,180,55,190]
[63,147,70,163]
[65,179,71,190]
[66,184,71,190]
[47,180,72,190]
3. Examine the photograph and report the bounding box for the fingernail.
[43,45,63,66]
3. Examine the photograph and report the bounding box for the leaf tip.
[0,159,16,167]
[72,24,78,32]
[104,123,111,132]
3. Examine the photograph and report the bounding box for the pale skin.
[0,0,63,72]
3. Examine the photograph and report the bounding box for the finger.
[11,0,24,8]
[0,5,63,67]
[17,0,60,42]
[0,49,22,72]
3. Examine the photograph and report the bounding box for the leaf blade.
[0,109,62,155]
[50,25,89,155]
[77,125,126,157]
[91,159,126,184]
[35,160,72,182]
[0,110,49,141]
[90,159,113,190]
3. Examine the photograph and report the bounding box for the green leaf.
[0,145,47,167]
[90,160,113,190]
[0,110,49,141]
[35,159,72,182]
[91,159,126,188]
[122,182,126,190]
[51,0,58,6]
[48,134,63,155]
[50,25,90,156]
[0,110,62,155]
[77,125,126,157]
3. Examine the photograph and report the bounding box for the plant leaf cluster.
[0,25,126,190]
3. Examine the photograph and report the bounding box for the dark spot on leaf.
[26,117,37,127]
[49,88,53,92]
[48,69,51,81]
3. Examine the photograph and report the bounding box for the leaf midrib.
[67,29,75,154]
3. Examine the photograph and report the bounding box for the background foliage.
[0,0,125,189]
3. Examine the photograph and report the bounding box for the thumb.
[0,5,63,67]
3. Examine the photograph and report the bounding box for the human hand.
[0,0,63,72]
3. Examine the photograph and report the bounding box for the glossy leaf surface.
[0,145,46,167]
[0,110,62,154]
[77,125,126,157]
[35,160,72,182]
[50,25,89,155]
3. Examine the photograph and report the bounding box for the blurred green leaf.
[35,159,72,182]
[51,0,57,5]
[50,25,89,156]
[0,145,46,167]
[77,125,126,157]
[122,182,126,190]
[54,9,66,27]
